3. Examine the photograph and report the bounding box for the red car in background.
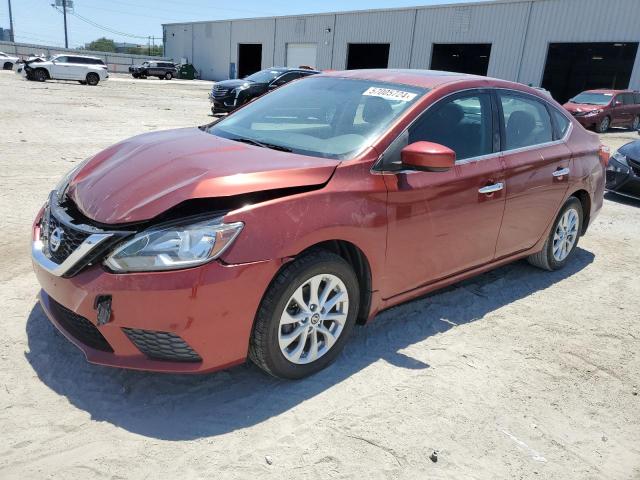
[32,70,606,379]
[563,89,640,133]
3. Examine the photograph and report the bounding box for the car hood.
[619,139,640,160]
[214,79,262,89]
[66,128,338,224]
[563,102,607,113]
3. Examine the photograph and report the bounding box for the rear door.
[382,90,506,298]
[494,90,572,258]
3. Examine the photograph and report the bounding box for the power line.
[52,5,150,39]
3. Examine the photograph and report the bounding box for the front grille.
[212,85,230,97]
[43,211,90,264]
[49,297,113,352]
[123,328,202,362]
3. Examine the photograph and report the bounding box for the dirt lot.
[1,71,639,479]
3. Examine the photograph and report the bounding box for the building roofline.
[162,0,550,27]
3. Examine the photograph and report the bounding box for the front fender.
[221,159,388,292]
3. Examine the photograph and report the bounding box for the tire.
[596,116,610,133]
[33,68,48,82]
[164,72,173,80]
[132,73,139,78]
[249,250,360,379]
[3,62,12,70]
[632,115,640,131]
[86,72,99,86]
[527,197,583,271]
[78,81,87,85]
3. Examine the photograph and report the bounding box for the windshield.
[570,92,613,105]
[209,77,426,160]
[245,69,283,83]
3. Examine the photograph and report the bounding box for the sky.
[0,0,491,48]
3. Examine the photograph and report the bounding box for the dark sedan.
[606,134,640,200]
[209,67,319,114]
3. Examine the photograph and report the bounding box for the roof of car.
[318,69,487,89]
[268,66,321,73]
[584,89,631,94]
[53,54,103,60]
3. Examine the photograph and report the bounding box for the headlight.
[104,217,244,272]
[586,109,603,116]
[232,84,250,96]
[611,151,628,166]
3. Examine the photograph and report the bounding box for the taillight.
[598,144,610,167]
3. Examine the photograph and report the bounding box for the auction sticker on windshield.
[363,87,417,102]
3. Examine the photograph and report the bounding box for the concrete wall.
[0,41,169,74]
[164,0,640,88]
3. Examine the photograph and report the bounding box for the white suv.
[24,54,109,85]
[0,51,19,70]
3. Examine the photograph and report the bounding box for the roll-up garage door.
[286,43,318,69]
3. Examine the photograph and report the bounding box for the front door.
[382,91,506,298]
[494,91,571,257]
[51,56,72,79]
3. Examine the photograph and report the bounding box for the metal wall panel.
[411,2,530,81]
[273,15,336,70]
[519,0,640,88]
[331,10,416,69]
[164,24,193,64]
[229,18,276,77]
[192,22,230,80]
[164,0,640,87]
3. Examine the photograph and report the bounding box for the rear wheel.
[86,72,99,86]
[527,197,583,271]
[3,62,12,70]
[250,251,360,379]
[632,115,640,131]
[596,116,610,133]
[164,72,173,80]
[33,68,47,82]
[132,73,140,78]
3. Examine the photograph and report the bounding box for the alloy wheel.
[552,207,579,261]
[633,115,640,131]
[278,273,349,365]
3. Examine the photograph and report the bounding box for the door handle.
[478,182,504,194]
[552,167,570,177]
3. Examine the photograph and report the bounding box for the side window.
[634,93,640,104]
[550,108,570,139]
[409,93,493,161]
[499,93,553,150]
[273,73,297,85]
[55,56,68,63]
[622,93,634,105]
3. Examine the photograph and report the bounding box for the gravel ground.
[1,71,639,480]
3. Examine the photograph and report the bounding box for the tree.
[86,37,116,53]
[125,45,163,56]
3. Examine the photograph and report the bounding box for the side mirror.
[401,141,455,172]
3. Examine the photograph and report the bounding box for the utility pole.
[147,36,150,56]
[7,0,15,42]
[62,0,69,48]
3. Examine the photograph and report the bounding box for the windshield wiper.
[231,137,292,152]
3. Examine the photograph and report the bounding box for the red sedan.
[32,69,606,379]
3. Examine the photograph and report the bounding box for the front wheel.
[527,197,583,271]
[596,116,610,133]
[86,72,99,86]
[3,62,12,70]
[33,68,47,82]
[164,72,173,80]
[250,251,360,379]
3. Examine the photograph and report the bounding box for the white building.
[164,0,640,102]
